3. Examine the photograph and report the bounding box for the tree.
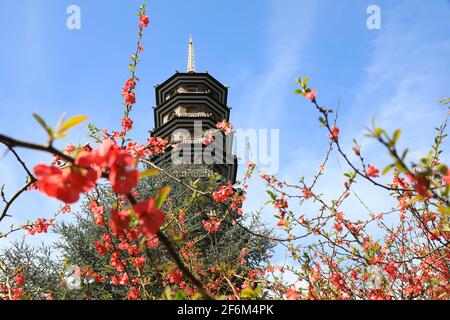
[41,164,273,300]
[1,162,273,300]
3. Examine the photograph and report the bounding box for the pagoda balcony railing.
[165,91,209,101]
[163,112,215,125]
[175,112,213,118]
[177,138,204,144]
[164,91,220,103]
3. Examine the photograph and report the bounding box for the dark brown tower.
[149,38,237,183]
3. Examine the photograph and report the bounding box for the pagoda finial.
[187,35,196,73]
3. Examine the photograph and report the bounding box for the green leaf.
[435,164,448,174]
[56,113,66,131]
[266,190,277,201]
[140,168,160,178]
[394,161,408,173]
[240,285,262,299]
[392,129,401,144]
[162,286,172,300]
[302,77,310,85]
[54,133,69,140]
[381,164,395,176]
[155,186,171,209]
[373,128,383,138]
[174,291,188,300]
[59,115,88,134]
[240,287,255,299]
[401,149,409,161]
[33,113,54,139]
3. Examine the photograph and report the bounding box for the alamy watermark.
[66,5,81,30]
[169,121,280,174]
[63,265,81,290]
[367,4,381,30]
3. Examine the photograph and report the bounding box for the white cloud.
[236,0,318,129]
[239,0,318,215]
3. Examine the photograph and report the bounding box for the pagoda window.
[185,105,202,113]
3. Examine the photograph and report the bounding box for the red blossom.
[110,273,129,286]
[146,236,159,249]
[109,209,131,235]
[11,287,24,300]
[61,204,71,214]
[202,217,221,233]
[147,137,168,155]
[212,182,234,204]
[384,262,398,279]
[79,140,140,195]
[122,78,136,95]
[329,125,340,140]
[274,197,288,209]
[127,244,139,256]
[33,164,98,204]
[368,289,391,300]
[93,274,104,283]
[134,198,165,237]
[14,274,25,286]
[285,285,301,300]
[305,88,317,102]
[202,132,215,146]
[124,92,136,105]
[167,269,182,284]
[132,256,145,269]
[64,143,76,155]
[34,139,141,203]
[442,169,450,185]
[366,164,380,178]
[128,287,141,300]
[95,240,110,255]
[276,219,288,227]
[89,200,105,226]
[121,117,134,131]
[302,187,313,199]
[216,120,233,135]
[329,272,349,293]
[111,252,126,272]
[139,15,149,29]
[333,223,343,233]
[23,218,54,235]
[108,151,140,195]
[407,173,430,198]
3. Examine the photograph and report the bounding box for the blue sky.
[1,0,450,257]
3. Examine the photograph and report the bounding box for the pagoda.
[149,37,237,183]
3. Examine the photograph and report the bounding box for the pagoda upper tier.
[152,72,230,136]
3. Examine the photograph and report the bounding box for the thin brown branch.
[0,181,34,223]
[0,133,74,163]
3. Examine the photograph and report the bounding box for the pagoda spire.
[187,35,196,73]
